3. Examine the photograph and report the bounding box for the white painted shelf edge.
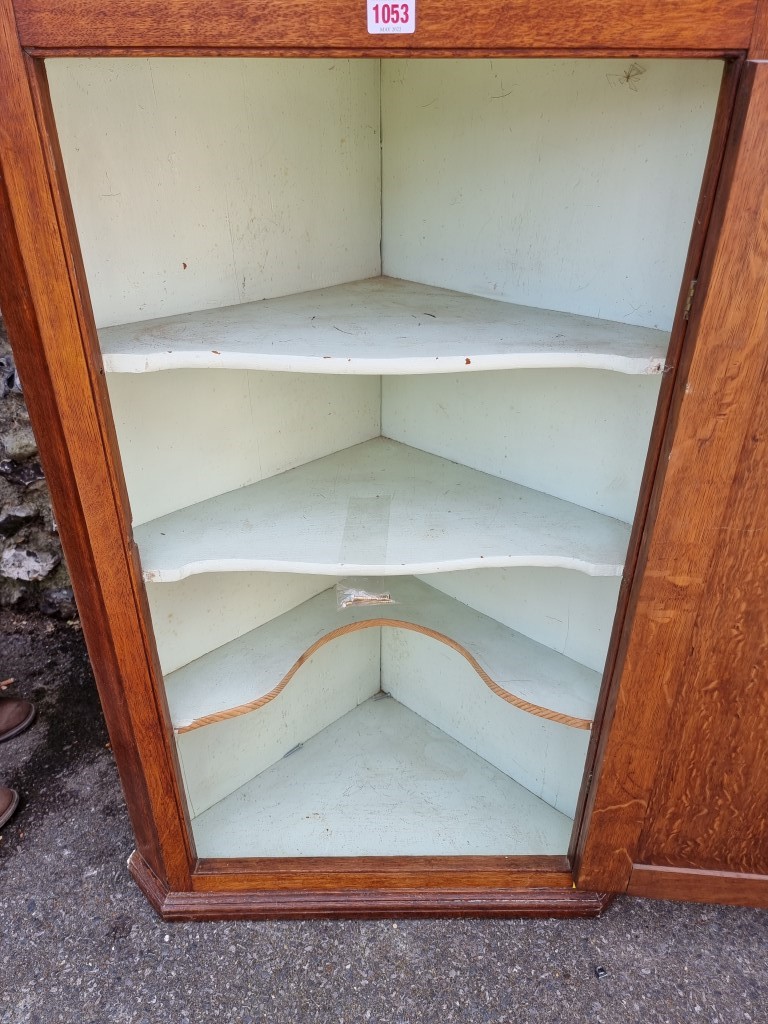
[166,577,601,733]
[99,276,668,376]
[190,696,574,857]
[134,438,631,582]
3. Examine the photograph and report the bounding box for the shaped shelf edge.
[100,276,668,376]
[134,438,631,582]
[167,579,601,734]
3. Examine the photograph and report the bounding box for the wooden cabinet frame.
[1,0,766,918]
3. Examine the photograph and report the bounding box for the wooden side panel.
[14,0,756,53]
[749,0,768,57]
[0,0,192,888]
[635,353,768,874]
[628,866,768,909]
[577,61,768,897]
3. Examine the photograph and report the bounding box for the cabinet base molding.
[128,852,613,921]
[628,865,768,909]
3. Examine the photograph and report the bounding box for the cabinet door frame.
[1,0,766,916]
[575,55,768,911]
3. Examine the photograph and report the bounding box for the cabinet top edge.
[26,48,747,61]
[12,0,757,55]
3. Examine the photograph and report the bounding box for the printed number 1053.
[371,3,410,25]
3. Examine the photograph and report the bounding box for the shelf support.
[175,618,594,734]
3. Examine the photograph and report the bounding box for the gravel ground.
[0,609,766,1024]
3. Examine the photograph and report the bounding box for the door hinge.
[683,278,698,320]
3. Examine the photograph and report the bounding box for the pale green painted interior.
[47,57,722,857]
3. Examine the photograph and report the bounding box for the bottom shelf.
[191,695,574,858]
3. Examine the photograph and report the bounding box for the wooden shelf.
[166,577,601,733]
[191,696,574,858]
[135,438,631,582]
[99,276,668,376]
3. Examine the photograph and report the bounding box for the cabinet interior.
[46,56,722,858]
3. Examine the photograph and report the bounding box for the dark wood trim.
[576,59,768,893]
[193,856,572,892]
[0,0,194,889]
[13,0,756,53]
[569,56,743,866]
[25,47,746,60]
[628,865,768,909]
[130,852,611,920]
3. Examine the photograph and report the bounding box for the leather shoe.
[0,697,36,742]
[0,785,19,828]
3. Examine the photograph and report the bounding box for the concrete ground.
[0,610,765,1024]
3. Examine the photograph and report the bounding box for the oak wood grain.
[14,0,756,53]
[130,852,611,920]
[749,0,768,57]
[0,0,193,889]
[193,856,572,892]
[636,349,768,874]
[628,865,768,908]
[576,60,768,895]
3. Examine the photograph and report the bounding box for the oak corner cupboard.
[1,0,767,920]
